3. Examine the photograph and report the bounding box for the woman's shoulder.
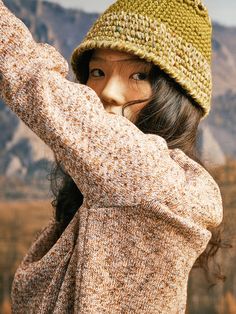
[169,148,223,229]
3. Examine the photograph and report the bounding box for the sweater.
[0,2,223,313]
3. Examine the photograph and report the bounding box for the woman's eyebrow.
[90,56,148,65]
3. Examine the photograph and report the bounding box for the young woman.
[0,0,224,313]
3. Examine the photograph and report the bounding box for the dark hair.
[50,49,229,287]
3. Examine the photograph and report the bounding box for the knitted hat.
[71,0,212,117]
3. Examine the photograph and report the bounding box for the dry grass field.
[0,200,52,313]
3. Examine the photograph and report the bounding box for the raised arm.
[0,1,222,230]
[0,2,182,206]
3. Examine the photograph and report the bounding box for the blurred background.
[0,0,235,313]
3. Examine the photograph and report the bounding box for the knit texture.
[0,2,223,313]
[71,0,212,117]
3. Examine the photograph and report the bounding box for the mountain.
[202,22,236,161]
[203,91,236,157]
[197,125,226,168]
[0,0,235,198]
[211,23,236,96]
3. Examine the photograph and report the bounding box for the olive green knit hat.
[71,0,212,117]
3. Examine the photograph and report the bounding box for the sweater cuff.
[0,2,68,98]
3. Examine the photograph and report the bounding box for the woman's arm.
[0,1,223,230]
[0,2,179,206]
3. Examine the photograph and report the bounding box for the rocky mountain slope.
[212,23,236,97]
[0,0,235,198]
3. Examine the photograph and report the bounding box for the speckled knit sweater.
[0,2,223,314]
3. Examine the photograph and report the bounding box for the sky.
[46,0,236,27]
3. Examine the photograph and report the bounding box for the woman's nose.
[100,76,126,108]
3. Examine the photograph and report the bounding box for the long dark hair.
[50,49,229,287]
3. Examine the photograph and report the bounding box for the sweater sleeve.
[0,2,223,228]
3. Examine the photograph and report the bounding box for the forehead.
[91,48,149,65]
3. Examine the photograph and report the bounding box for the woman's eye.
[90,69,104,77]
[132,72,149,81]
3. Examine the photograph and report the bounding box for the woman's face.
[86,49,152,123]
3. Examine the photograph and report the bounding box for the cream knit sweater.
[0,2,223,313]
